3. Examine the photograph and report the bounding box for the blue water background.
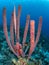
[0,0,49,38]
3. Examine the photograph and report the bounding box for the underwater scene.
[0,0,49,65]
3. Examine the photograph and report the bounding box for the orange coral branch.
[28,20,35,59]
[28,17,42,59]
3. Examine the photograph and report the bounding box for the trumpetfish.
[13,5,24,57]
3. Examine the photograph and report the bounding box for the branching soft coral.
[3,8,19,58]
[28,17,42,59]
[3,6,42,60]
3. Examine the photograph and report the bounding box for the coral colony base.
[3,5,42,65]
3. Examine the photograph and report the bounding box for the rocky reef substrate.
[0,28,49,65]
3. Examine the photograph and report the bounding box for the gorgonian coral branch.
[22,15,30,47]
[35,16,42,45]
[10,12,16,50]
[3,6,42,59]
[3,8,20,58]
[28,17,42,59]
[16,6,21,42]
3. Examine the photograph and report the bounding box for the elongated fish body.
[14,6,16,35]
